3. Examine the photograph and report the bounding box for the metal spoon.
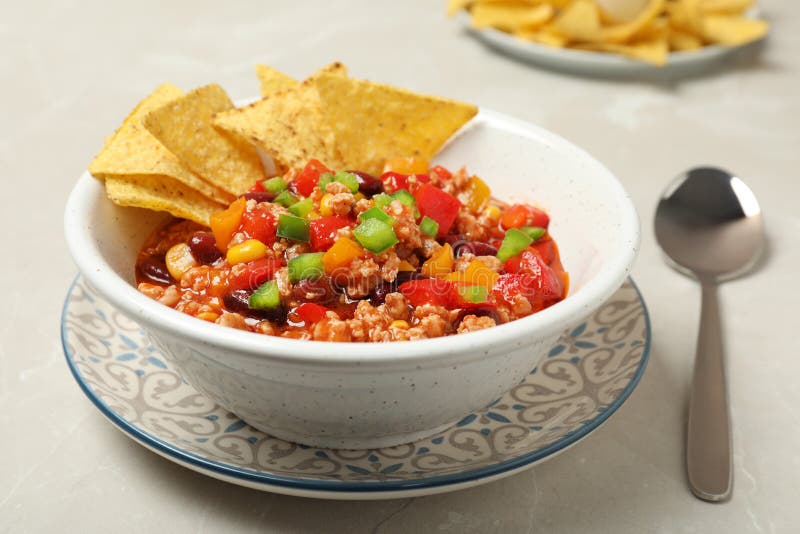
[654,167,764,502]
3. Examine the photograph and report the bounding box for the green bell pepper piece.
[496,228,533,262]
[274,190,298,208]
[248,280,281,310]
[288,252,325,283]
[288,198,314,218]
[352,218,399,254]
[358,207,395,226]
[277,214,310,242]
[262,177,288,194]
[419,216,439,237]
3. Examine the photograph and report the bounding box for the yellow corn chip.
[667,0,704,36]
[516,24,569,47]
[668,29,703,50]
[554,0,602,42]
[471,4,554,32]
[701,0,753,15]
[311,73,478,176]
[601,0,665,44]
[89,84,233,204]
[104,174,224,226]
[702,15,768,46]
[144,84,265,196]
[213,83,342,172]
[576,35,669,65]
[447,0,473,17]
[255,64,298,97]
[306,61,348,81]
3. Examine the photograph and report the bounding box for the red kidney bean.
[371,271,430,305]
[188,232,222,264]
[138,257,173,285]
[438,234,466,245]
[454,306,500,327]
[222,290,252,313]
[292,277,337,304]
[348,170,383,197]
[454,241,498,257]
[240,191,276,203]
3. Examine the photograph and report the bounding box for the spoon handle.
[686,282,732,502]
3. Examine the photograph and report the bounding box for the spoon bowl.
[655,167,764,281]
[654,166,764,502]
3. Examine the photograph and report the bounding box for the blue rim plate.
[61,275,650,500]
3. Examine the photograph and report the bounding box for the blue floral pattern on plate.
[61,277,650,497]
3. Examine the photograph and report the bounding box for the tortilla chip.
[255,64,299,97]
[471,4,554,32]
[104,174,224,226]
[311,73,478,176]
[576,35,669,65]
[601,0,665,44]
[89,84,233,204]
[701,0,753,15]
[667,0,704,36]
[668,28,703,50]
[213,83,342,172]
[554,0,602,42]
[702,15,768,45]
[144,84,265,196]
[305,61,348,81]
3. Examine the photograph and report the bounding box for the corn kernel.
[390,320,409,329]
[484,205,501,221]
[165,242,198,280]
[196,312,220,322]
[226,239,268,265]
[320,194,335,216]
[354,192,366,202]
[307,210,321,220]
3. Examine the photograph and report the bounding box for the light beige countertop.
[2,1,798,532]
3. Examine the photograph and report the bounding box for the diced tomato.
[413,183,461,236]
[500,204,550,230]
[295,303,329,324]
[247,180,265,193]
[399,279,457,308]
[239,205,276,245]
[309,215,353,251]
[496,251,564,311]
[229,257,279,291]
[381,172,410,194]
[530,238,557,266]
[292,159,330,197]
[430,165,452,180]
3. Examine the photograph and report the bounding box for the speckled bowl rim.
[63,108,640,367]
[61,275,650,496]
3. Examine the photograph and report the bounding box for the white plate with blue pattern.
[61,276,650,500]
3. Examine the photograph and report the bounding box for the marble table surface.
[2,0,798,532]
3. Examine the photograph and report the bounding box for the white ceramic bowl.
[64,109,639,449]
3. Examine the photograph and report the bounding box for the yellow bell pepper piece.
[465,176,491,212]
[421,243,454,278]
[210,197,246,252]
[383,157,429,176]
[445,260,499,288]
[398,260,416,272]
[226,239,268,265]
[322,237,364,273]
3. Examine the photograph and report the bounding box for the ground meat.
[138,283,181,307]
[377,250,401,282]
[454,252,476,272]
[228,231,249,248]
[254,321,277,335]
[285,243,310,261]
[387,201,422,250]
[141,220,201,257]
[440,167,470,196]
[313,311,352,341]
[181,265,212,292]
[383,292,410,320]
[421,238,441,259]
[457,315,497,333]
[343,257,382,297]
[454,211,487,241]
[349,300,391,341]
[353,197,372,216]
[413,313,448,338]
[273,267,292,297]
[216,311,247,330]
[476,255,502,271]
[324,182,355,216]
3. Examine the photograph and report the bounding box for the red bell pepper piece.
[247,180,265,193]
[381,172,409,194]
[497,251,564,311]
[229,257,279,291]
[413,183,461,236]
[399,278,457,308]
[429,165,452,180]
[295,303,329,324]
[501,204,550,230]
[292,159,331,197]
[239,205,276,245]
[309,215,353,251]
